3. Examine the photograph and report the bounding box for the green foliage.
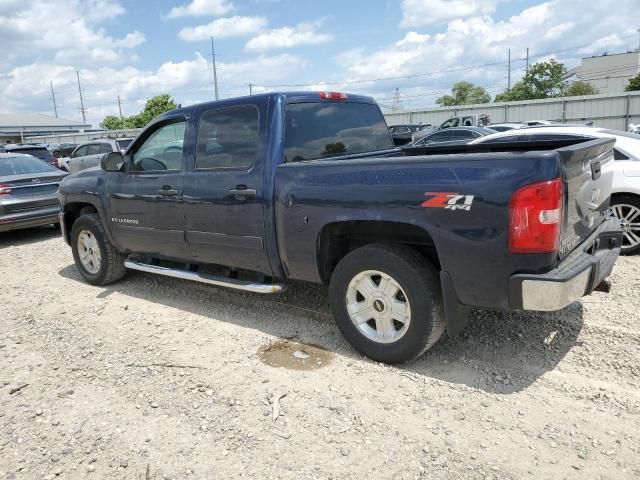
[99,94,178,130]
[436,81,491,106]
[100,115,128,130]
[625,73,640,92]
[495,59,568,102]
[563,81,598,96]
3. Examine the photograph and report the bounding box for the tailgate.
[557,138,615,258]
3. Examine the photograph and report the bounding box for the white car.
[59,138,133,174]
[471,126,640,254]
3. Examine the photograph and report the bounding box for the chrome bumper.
[509,216,622,311]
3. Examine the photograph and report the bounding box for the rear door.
[557,138,616,256]
[182,100,272,274]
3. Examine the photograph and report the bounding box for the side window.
[462,117,474,126]
[426,131,451,143]
[196,105,259,169]
[614,148,629,161]
[73,145,88,157]
[131,121,186,172]
[86,144,102,155]
[99,143,113,154]
[452,130,475,139]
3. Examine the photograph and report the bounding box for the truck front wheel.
[329,243,445,363]
[71,214,127,286]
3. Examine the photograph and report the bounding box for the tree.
[99,115,128,130]
[436,81,491,106]
[99,94,178,130]
[625,73,640,92]
[563,81,598,96]
[495,59,567,102]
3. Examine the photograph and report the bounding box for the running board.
[124,259,286,294]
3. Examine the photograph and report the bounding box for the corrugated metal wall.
[384,92,640,131]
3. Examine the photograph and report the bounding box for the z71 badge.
[421,192,475,211]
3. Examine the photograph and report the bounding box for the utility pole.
[49,80,58,118]
[249,83,253,95]
[117,95,123,119]
[526,47,529,76]
[507,48,511,91]
[211,37,219,101]
[76,69,86,124]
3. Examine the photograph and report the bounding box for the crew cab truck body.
[58,92,623,363]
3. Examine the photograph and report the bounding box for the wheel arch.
[316,220,441,285]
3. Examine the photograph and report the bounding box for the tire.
[329,243,445,364]
[70,213,127,285]
[611,195,640,255]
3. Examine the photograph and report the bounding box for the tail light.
[0,184,12,195]
[48,158,59,168]
[509,178,563,254]
[319,91,348,100]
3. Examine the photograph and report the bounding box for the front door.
[107,118,189,260]
[182,102,271,274]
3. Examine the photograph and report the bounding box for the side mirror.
[100,151,124,172]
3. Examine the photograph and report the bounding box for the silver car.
[61,138,132,173]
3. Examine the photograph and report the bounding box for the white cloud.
[400,0,496,27]
[0,0,144,65]
[0,54,305,127]
[178,16,267,42]
[166,0,232,19]
[337,0,639,108]
[245,21,332,51]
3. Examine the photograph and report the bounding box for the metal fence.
[384,91,640,131]
[27,128,143,145]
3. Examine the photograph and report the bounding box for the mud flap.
[440,271,472,336]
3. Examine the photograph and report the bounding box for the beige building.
[575,50,640,94]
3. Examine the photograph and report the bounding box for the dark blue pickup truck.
[58,91,623,363]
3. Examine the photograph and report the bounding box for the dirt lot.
[1,227,639,480]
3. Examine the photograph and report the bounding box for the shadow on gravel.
[0,225,60,250]
[58,263,583,394]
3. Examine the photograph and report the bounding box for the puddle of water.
[258,339,333,371]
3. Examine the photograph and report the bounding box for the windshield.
[284,102,394,162]
[116,139,132,151]
[11,148,52,160]
[0,155,57,176]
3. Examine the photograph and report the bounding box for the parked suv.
[0,144,59,168]
[60,139,133,173]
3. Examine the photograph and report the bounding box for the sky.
[1,0,639,128]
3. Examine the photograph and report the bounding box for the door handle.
[229,186,257,197]
[158,185,178,196]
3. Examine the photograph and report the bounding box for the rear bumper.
[0,206,60,232]
[509,216,622,311]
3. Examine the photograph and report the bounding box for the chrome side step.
[124,259,286,294]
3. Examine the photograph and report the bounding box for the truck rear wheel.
[71,213,127,286]
[329,243,445,363]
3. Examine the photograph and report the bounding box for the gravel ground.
[1,226,639,480]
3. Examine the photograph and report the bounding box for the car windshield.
[116,139,132,150]
[11,148,51,160]
[0,155,57,176]
[285,101,394,162]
